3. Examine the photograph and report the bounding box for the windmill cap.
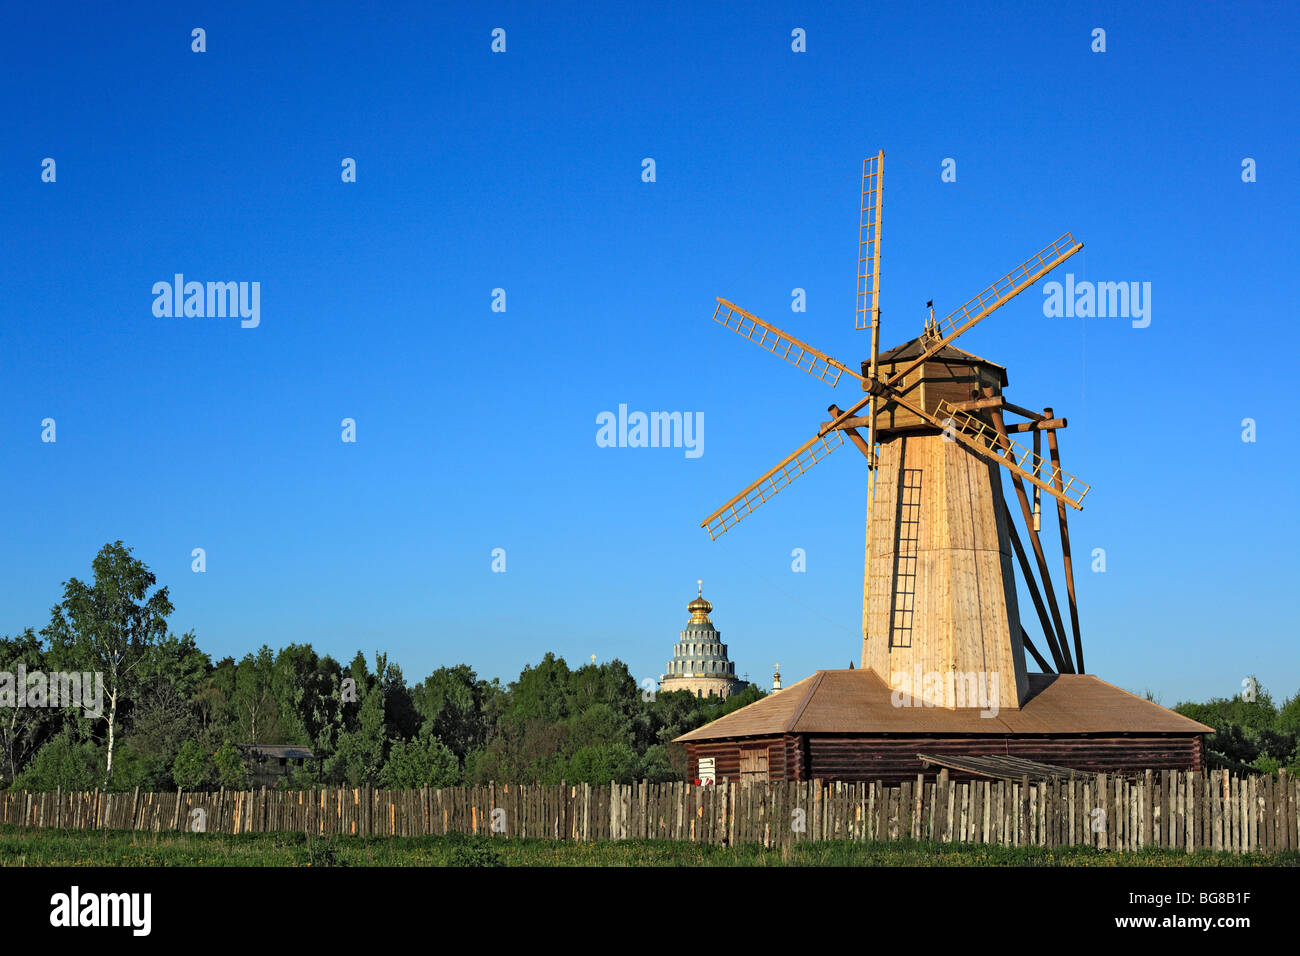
[868,336,1009,387]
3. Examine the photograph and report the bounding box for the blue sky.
[2,1,1296,706]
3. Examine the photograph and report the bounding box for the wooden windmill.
[702,151,1090,711]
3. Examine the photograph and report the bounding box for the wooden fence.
[1,769,1294,854]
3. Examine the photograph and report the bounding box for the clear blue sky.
[2,1,1296,707]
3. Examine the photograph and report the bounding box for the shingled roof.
[872,336,1009,386]
[673,669,1212,742]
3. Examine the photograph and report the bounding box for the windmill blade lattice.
[880,233,1084,390]
[701,428,845,539]
[713,298,861,387]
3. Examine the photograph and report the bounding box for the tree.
[380,732,460,788]
[565,701,634,752]
[563,742,639,784]
[0,629,55,785]
[43,541,173,785]
[328,685,389,786]
[172,740,212,789]
[213,741,249,788]
[119,676,198,790]
[470,718,568,785]
[12,730,101,791]
[139,631,210,701]
[411,665,495,763]
[1276,693,1300,736]
[506,653,572,723]
[326,654,415,786]
[232,646,282,744]
[270,644,332,746]
[638,743,679,783]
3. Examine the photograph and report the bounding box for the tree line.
[2,542,1297,793]
[0,542,762,792]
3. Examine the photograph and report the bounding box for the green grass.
[1,824,1295,866]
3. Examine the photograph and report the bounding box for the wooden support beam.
[1001,399,1045,422]
[826,405,874,462]
[948,396,1044,422]
[1019,624,1054,674]
[989,400,1075,673]
[835,411,1067,433]
[1004,417,1067,433]
[825,415,873,430]
[949,396,1005,414]
[1004,501,1069,672]
[1044,407,1085,674]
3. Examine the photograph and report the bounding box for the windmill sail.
[713,298,861,387]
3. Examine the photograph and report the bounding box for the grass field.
[1,824,1297,866]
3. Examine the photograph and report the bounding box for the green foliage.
[0,628,55,786]
[305,837,346,867]
[11,731,102,791]
[411,665,498,762]
[139,632,210,702]
[108,742,172,792]
[326,656,410,787]
[231,646,282,744]
[380,733,461,788]
[1175,679,1300,773]
[637,743,679,783]
[446,835,504,867]
[172,740,212,789]
[120,676,197,790]
[505,653,572,724]
[470,719,568,785]
[566,702,634,753]
[563,742,640,784]
[213,742,249,788]
[1277,694,1300,735]
[1175,681,1278,734]
[42,540,174,786]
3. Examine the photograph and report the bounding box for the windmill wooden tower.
[702,151,1091,712]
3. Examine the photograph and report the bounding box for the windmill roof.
[877,336,1004,367]
[673,669,1213,741]
[873,337,1009,387]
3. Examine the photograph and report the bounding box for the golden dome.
[688,580,713,624]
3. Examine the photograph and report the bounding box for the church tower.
[658,582,749,699]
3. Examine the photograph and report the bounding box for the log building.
[676,669,1211,784]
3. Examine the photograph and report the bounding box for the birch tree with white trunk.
[44,541,173,786]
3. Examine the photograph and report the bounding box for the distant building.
[658,582,748,699]
[237,744,316,787]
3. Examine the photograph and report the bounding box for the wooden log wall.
[804,734,1204,783]
[0,770,1293,854]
